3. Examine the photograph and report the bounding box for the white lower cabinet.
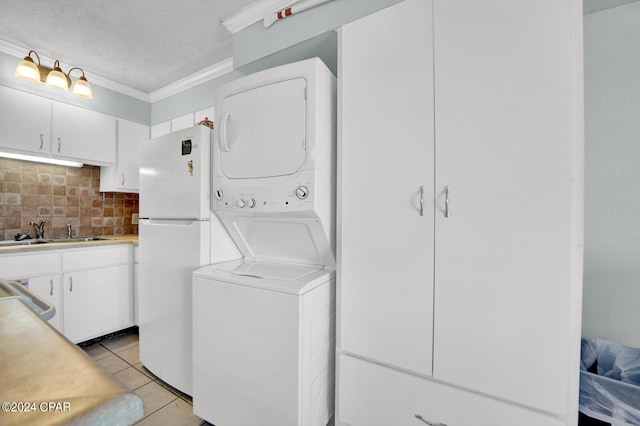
[0,245,134,343]
[62,246,134,343]
[27,275,63,333]
[62,264,131,343]
[0,251,62,332]
[337,355,564,426]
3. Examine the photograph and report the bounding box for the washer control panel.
[213,182,315,215]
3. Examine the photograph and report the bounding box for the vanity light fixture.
[14,50,93,99]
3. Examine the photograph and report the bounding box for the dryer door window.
[219,77,307,179]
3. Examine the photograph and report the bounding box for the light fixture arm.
[66,67,86,79]
[26,50,41,66]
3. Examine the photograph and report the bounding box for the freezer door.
[139,126,211,219]
[138,219,210,395]
[218,77,307,179]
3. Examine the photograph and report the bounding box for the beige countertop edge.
[0,298,144,426]
[0,235,139,254]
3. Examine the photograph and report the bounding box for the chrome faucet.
[30,220,46,239]
[66,224,72,239]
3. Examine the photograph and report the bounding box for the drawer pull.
[50,279,53,296]
[415,414,447,426]
[40,134,44,150]
[69,276,73,293]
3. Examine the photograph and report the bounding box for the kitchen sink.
[46,236,110,243]
[0,239,50,247]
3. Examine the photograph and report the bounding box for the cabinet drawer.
[337,354,564,426]
[0,252,60,278]
[63,246,130,271]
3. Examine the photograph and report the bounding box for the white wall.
[583,2,640,347]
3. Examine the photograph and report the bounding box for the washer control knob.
[247,198,256,208]
[295,186,309,200]
[214,190,223,201]
[236,199,245,208]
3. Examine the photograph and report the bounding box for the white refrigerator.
[138,125,214,395]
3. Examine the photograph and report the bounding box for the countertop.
[0,297,143,425]
[0,235,138,254]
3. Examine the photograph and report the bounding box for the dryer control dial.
[246,198,256,208]
[214,190,223,201]
[236,199,245,208]
[296,186,309,200]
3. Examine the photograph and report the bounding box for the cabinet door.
[0,85,51,154]
[338,0,435,375]
[432,0,582,416]
[52,102,116,165]
[28,275,63,333]
[62,264,133,343]
[100,119,148,192]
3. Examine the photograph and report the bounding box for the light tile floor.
[81,330,208,426]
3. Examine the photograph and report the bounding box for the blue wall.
[233,0,403,69]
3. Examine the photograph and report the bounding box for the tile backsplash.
[0,159,138,240]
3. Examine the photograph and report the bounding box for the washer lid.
[217,259,322,281]
[193,259,335,295]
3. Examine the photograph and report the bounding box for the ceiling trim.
[149,58,234,103]
[222,0,300,33]
[0,39,151,102]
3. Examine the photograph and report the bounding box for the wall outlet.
[132,213,139,225]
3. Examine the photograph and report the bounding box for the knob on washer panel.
[296,186,309,200]
[236,199,245,208]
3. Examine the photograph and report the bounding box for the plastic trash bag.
[580,338,640,425]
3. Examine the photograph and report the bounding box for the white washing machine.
[192,58,337,426]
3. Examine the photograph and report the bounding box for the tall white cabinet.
[336,0,584,425]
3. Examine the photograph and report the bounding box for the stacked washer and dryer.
[192,58,337,426]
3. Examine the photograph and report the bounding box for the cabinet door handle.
[121,172,125,186]
[69,276,73,293]
[49,279,53,296]
[419,185,425,217]
[415,414,447,426]
[57,137,62,153]
[40,134,44,150]
[444,186,450,218]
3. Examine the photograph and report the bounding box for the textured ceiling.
[0,0,257,94]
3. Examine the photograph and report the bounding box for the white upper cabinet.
[52,101,116,165]
[100,119,149,193]
[0,85,117,165]
[0,85,52,155]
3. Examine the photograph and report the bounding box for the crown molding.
[0,39,151,102]
[222,0,301,34]
[149,58,234,103]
